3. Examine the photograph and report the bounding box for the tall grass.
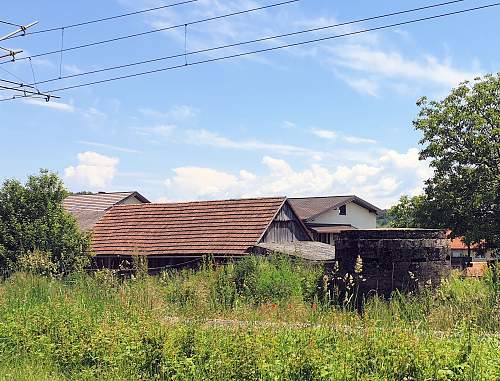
[0,256,498,380]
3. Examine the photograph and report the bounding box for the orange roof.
[92,197,287,257]
[447,230,479,250]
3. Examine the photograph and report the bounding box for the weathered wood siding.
[260,202,311,243]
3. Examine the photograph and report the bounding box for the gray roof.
[256,241,336,262]
[63,191,149,231]
[63,191,149,212]
[70,210,106,231]
[288,195,381,221]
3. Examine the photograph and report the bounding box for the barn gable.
[259,200,312,243]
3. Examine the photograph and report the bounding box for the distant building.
[63,191,150,230]
[288,195,382,244]
[449,236,479,258]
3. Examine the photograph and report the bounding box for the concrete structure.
[334,229,451,298]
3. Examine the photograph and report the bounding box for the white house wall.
[308,202,377,229]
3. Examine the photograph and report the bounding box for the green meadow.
[0,256,498,380]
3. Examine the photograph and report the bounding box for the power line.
[42,1,500,94]
[0,0,300,62]
[0,65,26,83]
[0,20,23,28]
[13,0,478,88]
[2,0,200,39]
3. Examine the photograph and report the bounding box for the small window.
[339,205,347,215]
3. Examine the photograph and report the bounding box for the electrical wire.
[6,0,477,88]
[42,1,500,94]
[0,0,300,60]
[0,20,22,28]
[2,0,200,40]
[0,65,26,83]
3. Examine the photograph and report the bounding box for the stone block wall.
[334,229,451,298]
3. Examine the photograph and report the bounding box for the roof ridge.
[289,195,354,200]
[113,196,287,207]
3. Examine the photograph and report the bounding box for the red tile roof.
[450,237,479,250]
[446,230,479,251]
[92,197,287,257]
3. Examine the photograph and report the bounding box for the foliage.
[0,169,91,276]
[386,194,432,228]
[17,250,58,277]
[414,74,500,249]
[0,265,498,381]
[233,254,320,304]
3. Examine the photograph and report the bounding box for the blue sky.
[1,0,498,207]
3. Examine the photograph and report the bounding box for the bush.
[17,250,58,277]
[0,170,91,277]
[234,254,322,304]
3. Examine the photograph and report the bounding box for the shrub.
[17,250,58,277]
[0,170,91,277]
[234,254,321,304]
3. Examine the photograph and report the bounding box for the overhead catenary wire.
[0,65,26,83]
[37,1,500,94]
[9,0,479,88]
[0,20,23,28]
[0,0,300,63]
[2,0,201,40]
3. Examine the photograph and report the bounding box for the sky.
[0,0,498,208]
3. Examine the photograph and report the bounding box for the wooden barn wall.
[260,202,311,243]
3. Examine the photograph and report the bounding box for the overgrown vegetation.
[0,170,91,277]
[0,256,498,380]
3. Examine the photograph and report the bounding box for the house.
[90,197,336,270]
[288,195,382,244]
[449,236,479,258]
[63,191,150,230]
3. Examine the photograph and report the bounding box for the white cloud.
[78,140,142,154]
[344,77,379,97]
[162,148,432,208]
[134,124,176,138]
[186,129,324,158]
[64,151,119,189]
[63,64,84,75]
[165,167,254,199]
[311,128,377,145]
[329,44,479,90]
[379,147,433,180]
[311,128,337,140]
[343,135,377,145]
[23,98,75,112]
[139,105,198,121]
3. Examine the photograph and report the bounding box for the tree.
[414,74,500,250]
[0,169,91,276]
[385,195,431,228]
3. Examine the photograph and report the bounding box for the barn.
[91,196,336,270]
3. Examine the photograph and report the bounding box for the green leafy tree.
[0,169,91,276]
[414,74,500,250]
[386,195,431,228]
